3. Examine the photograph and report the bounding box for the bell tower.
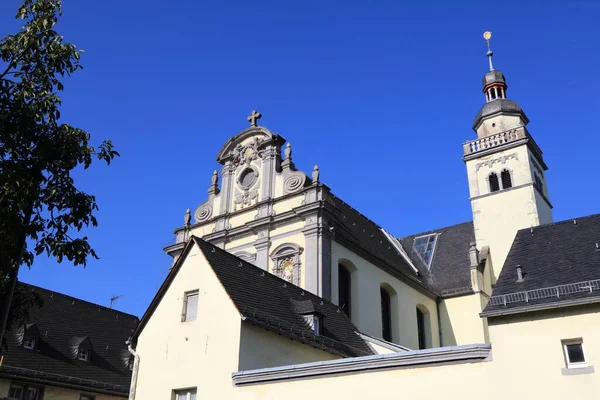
[463,32,553,281]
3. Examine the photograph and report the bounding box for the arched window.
[534,174,543,193]
[416,308,426,350]
[501,169,512,189]
[489,172,500,192]
[381,287,392,342]
[338,264,352,319]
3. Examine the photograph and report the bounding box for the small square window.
[563,339,587,369]
[182,291,199,322]
[174,388,197,400]
[78,348,90,361]
[23,337,36,350]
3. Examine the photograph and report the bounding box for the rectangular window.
[23,337,36,350]
[78,348,90,361]
[8,384,24,400]
[174,389,197,400]
[563,339,587,369]
[8,384,44,400]
[182,291,199,322]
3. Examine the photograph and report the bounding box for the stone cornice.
[231,344,491,385]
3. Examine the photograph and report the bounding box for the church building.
[129,36,600,399]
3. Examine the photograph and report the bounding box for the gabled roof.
[482,213,600,317]
[400,221,475,296]
[1,283,138,396]
[134,237,374,358]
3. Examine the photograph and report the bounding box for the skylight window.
[413,234,438,268]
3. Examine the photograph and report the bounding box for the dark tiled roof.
[473,98,529,129]
[1,283,138,396]
[483,213,600,316]
[328,194,437,296]
[400,221,475,296]
[194,238,374,358]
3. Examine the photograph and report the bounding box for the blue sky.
[2,0,599,317]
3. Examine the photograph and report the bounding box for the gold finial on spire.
[483,31,494,71]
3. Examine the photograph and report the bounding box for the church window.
[381,287,392,342]
[501,169,512,189]
[182,290,199,322]
[563,339,587,369]
[338,264,352,319]
[412,234,437,268]
[417,308,426,350]
[489,172,500,192]
[174,389,197,400]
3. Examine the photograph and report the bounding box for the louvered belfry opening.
[489,172,500,192]
[501,169,512,189]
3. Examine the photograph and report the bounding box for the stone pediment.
[216,125,285,164]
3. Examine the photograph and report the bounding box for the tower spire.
[484,31,494,71]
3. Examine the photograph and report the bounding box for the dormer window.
[302,314,321,335]
[78,348,90,361]
[413,234,438,268]
[23,336,36,350]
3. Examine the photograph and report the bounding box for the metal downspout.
[126,340,140,400]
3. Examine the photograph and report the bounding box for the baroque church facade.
[128,42,600,400]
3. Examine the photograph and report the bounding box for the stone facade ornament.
[270,243,303,287]
[184,208,191,228]
[231,138,265,167]
[476,153,518,171]
[312,165,320,183]
[208,170,220,195]
[247,110,262,127]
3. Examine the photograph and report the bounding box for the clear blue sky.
[2,0,599,317]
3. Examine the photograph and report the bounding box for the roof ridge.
[18,281,139,320]
[400,220,474,240]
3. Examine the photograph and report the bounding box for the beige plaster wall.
[476,114,523,138]
[272,194,304,216]
[134,244,243,399]
[0,379,125,400]
[238,323,339,371]
[231,305,599,400]
[188,221,216,238]
[330,241,439,350]
[438,294,488,346]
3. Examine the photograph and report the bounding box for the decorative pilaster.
[301,212,331,300]
[254,232,270,271]
[220,161,234,214]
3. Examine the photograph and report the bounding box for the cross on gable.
[247,110,262,127]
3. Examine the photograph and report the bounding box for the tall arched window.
[416,308,426,350]
[501,169,512,189]
[380,287,392,342]
[489,172,500,192]
[338,264,352,319]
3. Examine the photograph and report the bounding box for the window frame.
[8,383,44,400]
[562,339,587,369]
[77,348,90,362]
[181,290,199,322]
[338,264,352,319]
[380,287,392,342]
[412,233,438,268]
[23,336,36,350]
[500,168,512,189]
[174,388,197,400]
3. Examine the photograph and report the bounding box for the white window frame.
[562,339,587,369]
[77,348,90,361]
[174,388,197,400]
[8,384,24,400]
[181,290,199,322]
[23,336,36,350]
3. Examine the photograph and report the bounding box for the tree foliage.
[0,0,118,332]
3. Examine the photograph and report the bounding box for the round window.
[238,167,257,189]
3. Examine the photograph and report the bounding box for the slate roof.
[482,213,600,316]
[473,98,529,129]
[1,283,138,396]
[400,221,475,296]
[328,194,437,296]
[134,237,374,358]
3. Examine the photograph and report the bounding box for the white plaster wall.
[330,241,439,350]
[272,194,304,216]
[134,244,243,399]
[0,380,125,400]
[238,323,339,371]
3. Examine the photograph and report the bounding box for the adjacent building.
[0,283,138,400]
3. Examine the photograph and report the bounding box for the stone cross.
[247,110,262,127]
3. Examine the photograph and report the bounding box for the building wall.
[330,241,439,350]
[237,323,339,371]
[467,144,552,280]
[0,379,125,400]
[438,293,489,346]
[134,244,243,399]
[230,305,600,400]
